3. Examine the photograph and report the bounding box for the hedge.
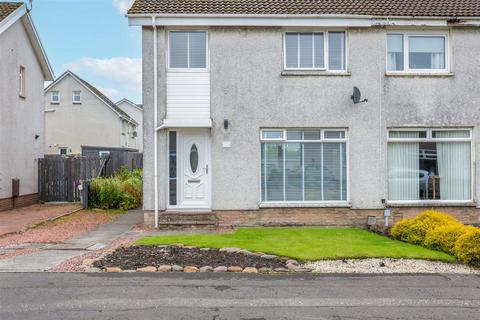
[89,167,142,210]
[391,209,479,266]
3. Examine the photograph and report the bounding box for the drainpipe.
[152,16,159,228]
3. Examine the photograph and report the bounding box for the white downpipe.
[152,16,159,228]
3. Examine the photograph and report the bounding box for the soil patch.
[93,246,285,270]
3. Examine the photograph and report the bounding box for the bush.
[89,167,142,210]
[454,228,480,267]
[424,224,474,255]
[391,210,459,245]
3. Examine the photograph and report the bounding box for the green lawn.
[135,227,456,262]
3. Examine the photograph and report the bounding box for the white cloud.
[63,57,142,102]
[112,0,135,14]
[96,86,121,101]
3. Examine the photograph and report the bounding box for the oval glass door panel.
[190,144,199,173]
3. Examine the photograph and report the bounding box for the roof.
[0,2,53,80]
[0,1,21,22]
[128,0,480,18]
[45,71,138,126]
[116,98,143,110]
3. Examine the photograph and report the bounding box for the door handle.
[204,165,209,174]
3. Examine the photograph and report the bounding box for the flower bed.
[92,245,301,273]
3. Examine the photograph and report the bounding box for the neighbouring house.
[44,71,139,155]
[116,98,143,152]
[127,0,480,228]
[0,2,53,211]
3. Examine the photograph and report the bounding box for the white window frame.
[51,91,60,104]
[19,65,26,98]
[59,147,68,155]
[283,31,347,72]
[72,91,82,104]
[259,128,349,206]
[167,30,209,72]
[386,127,474,204]
[386,31,450,74]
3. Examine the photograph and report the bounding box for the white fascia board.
[128,14,373,27]
[0,4,26,34]
[22,14,54,80]
[128,13,480,27]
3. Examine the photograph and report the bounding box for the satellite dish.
[351,86,368,104]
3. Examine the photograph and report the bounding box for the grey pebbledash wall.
[0,19,45,201]
[142,26,480,214]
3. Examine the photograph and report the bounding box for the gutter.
[127,13,480,27]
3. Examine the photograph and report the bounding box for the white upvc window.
[387,128,472,203]
[168,31,208,70]
[284,31,346,71]
[387,31,449,73]
[19,65,26,98]
[51,91,60,104]
[72,91,82,103]
[260,128,348,203]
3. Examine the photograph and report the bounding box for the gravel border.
[302,258,480,274]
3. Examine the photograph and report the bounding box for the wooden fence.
[38,152,142,203]
[102,151,143,176]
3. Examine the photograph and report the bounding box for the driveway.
[0,209,143,272]
[0,273,478,319]
[0,204,81,236]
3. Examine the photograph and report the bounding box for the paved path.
[0,273,478,319]
[0,204,81,236]
[0,209,143,272]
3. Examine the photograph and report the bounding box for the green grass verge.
[135,227,455,262]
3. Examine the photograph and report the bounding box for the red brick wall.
[0,193,38,212]
[144,206,480,228]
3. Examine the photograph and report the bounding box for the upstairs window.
[19,65,26,98]
[284,31,346,71]
[169,31,207,69]
[51,91,60,104]
[73,91,81,103]
[387,32,448,72]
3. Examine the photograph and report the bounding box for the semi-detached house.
[127,0,480,228]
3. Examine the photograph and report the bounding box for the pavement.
[0,209,143,272]
[0,204,81,237]
[0,273,478,319]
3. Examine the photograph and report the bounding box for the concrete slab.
[0,250,85,272]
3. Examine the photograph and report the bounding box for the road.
[0,273,478,319]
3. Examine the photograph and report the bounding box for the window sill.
[72,102,82,104]
[260,202,351,208]
[386,201,476,207]
[385,72,454,78]
[45,109,55,113]
[281,70,351,77]
[50,102,60,105]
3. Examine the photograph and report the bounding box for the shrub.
[424,224,474,255]
[454,228,480,267]
[89,168,142,210]
[391,210,459,245]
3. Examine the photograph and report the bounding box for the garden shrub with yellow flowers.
[391,210,479,266]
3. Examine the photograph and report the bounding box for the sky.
[30,0,141,104]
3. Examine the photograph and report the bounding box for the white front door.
[178,130,211,209]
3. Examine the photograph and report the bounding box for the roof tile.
[128,0,480,17]
[0,2,22,23]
